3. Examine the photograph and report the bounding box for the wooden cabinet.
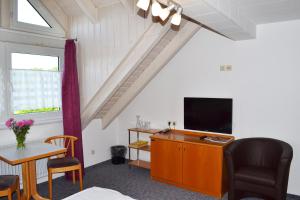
[151,139,182,184]
[150,130,233,198]
[182,143,223,196]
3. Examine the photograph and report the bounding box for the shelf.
[128,128,161,134]
[129,160,150,169]
[128,144,151,152]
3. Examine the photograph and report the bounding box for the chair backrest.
[45,135,78,158]
[229,138,292,170]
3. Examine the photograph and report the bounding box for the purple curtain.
[62,39,85,178]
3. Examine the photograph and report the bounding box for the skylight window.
[17,0,50,27]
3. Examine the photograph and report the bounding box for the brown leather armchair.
[225,138,293,200]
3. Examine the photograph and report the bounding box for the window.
[11,53,61,115]
[0,43,64,126]
[17,0,50,27]
[12,0,65,37]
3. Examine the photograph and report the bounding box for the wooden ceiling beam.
[101,21,200,129]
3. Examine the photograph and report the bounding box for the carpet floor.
[1,160,300,200]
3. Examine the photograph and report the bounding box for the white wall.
[82,119,118,167]
[69,2,152,108]
[116,20,300,195]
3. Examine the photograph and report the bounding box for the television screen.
[184,97,233,134]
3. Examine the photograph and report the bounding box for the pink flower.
[29,119,34,126]
[24,119,34,126]
[5,118,14,128]
[16,121,25,128]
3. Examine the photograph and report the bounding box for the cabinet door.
[182,143,222,196]
[151,139,182,184]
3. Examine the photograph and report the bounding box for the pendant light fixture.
[151,0,162,17]
[159,4,175,21]
[137,0,150,11]
[171,7,182,26]
[136,0,183,26]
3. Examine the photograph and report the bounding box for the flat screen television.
[184,97,233,134]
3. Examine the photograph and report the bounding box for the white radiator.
[0,159,48,184]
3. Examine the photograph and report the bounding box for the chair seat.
[47,157,80,169]
[235,166,276,186]
[0,175,18,190]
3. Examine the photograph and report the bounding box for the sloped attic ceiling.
[81,20,200,129]
[42,0,300,129]
[52,0,300,41]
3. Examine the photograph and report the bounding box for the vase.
[16,133,26,150]
[136,115,141,128]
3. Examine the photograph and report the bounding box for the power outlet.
[220,65,232,72]
[91,150,95,155]
[225,65,232,71]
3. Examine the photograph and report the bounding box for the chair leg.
[48,170,53,200]
[16,180,21,200]
[79,167,83,191]
[72,171,76,184]
[7,190,12,200]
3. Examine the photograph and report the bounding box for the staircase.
[81,19,200,129]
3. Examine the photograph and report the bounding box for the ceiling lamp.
[136,0,183,26]
[137,0,150,11]
[151,0,162,17]
[171,7,182,26]
[159,4,175,21]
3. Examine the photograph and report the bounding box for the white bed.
[63,187,136,200]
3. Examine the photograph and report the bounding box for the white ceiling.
[55,0,83,16]
[232,0,300,24]
[55,0,300,25]
[52,0,300,40]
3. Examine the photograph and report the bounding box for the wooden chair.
[0,175,21,200]
[45,135,83,200]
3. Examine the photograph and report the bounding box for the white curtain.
[11,70,62,113]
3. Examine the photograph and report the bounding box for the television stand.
[150,129,234,198]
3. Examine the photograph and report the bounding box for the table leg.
[21,163,31,200]
[21,161,49,200]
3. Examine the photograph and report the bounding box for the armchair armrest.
[275,142,293,190]
[225,140,244,174]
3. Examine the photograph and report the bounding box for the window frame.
[2,43,64,127]
[0,42,9,124]
[11,0,65,37]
